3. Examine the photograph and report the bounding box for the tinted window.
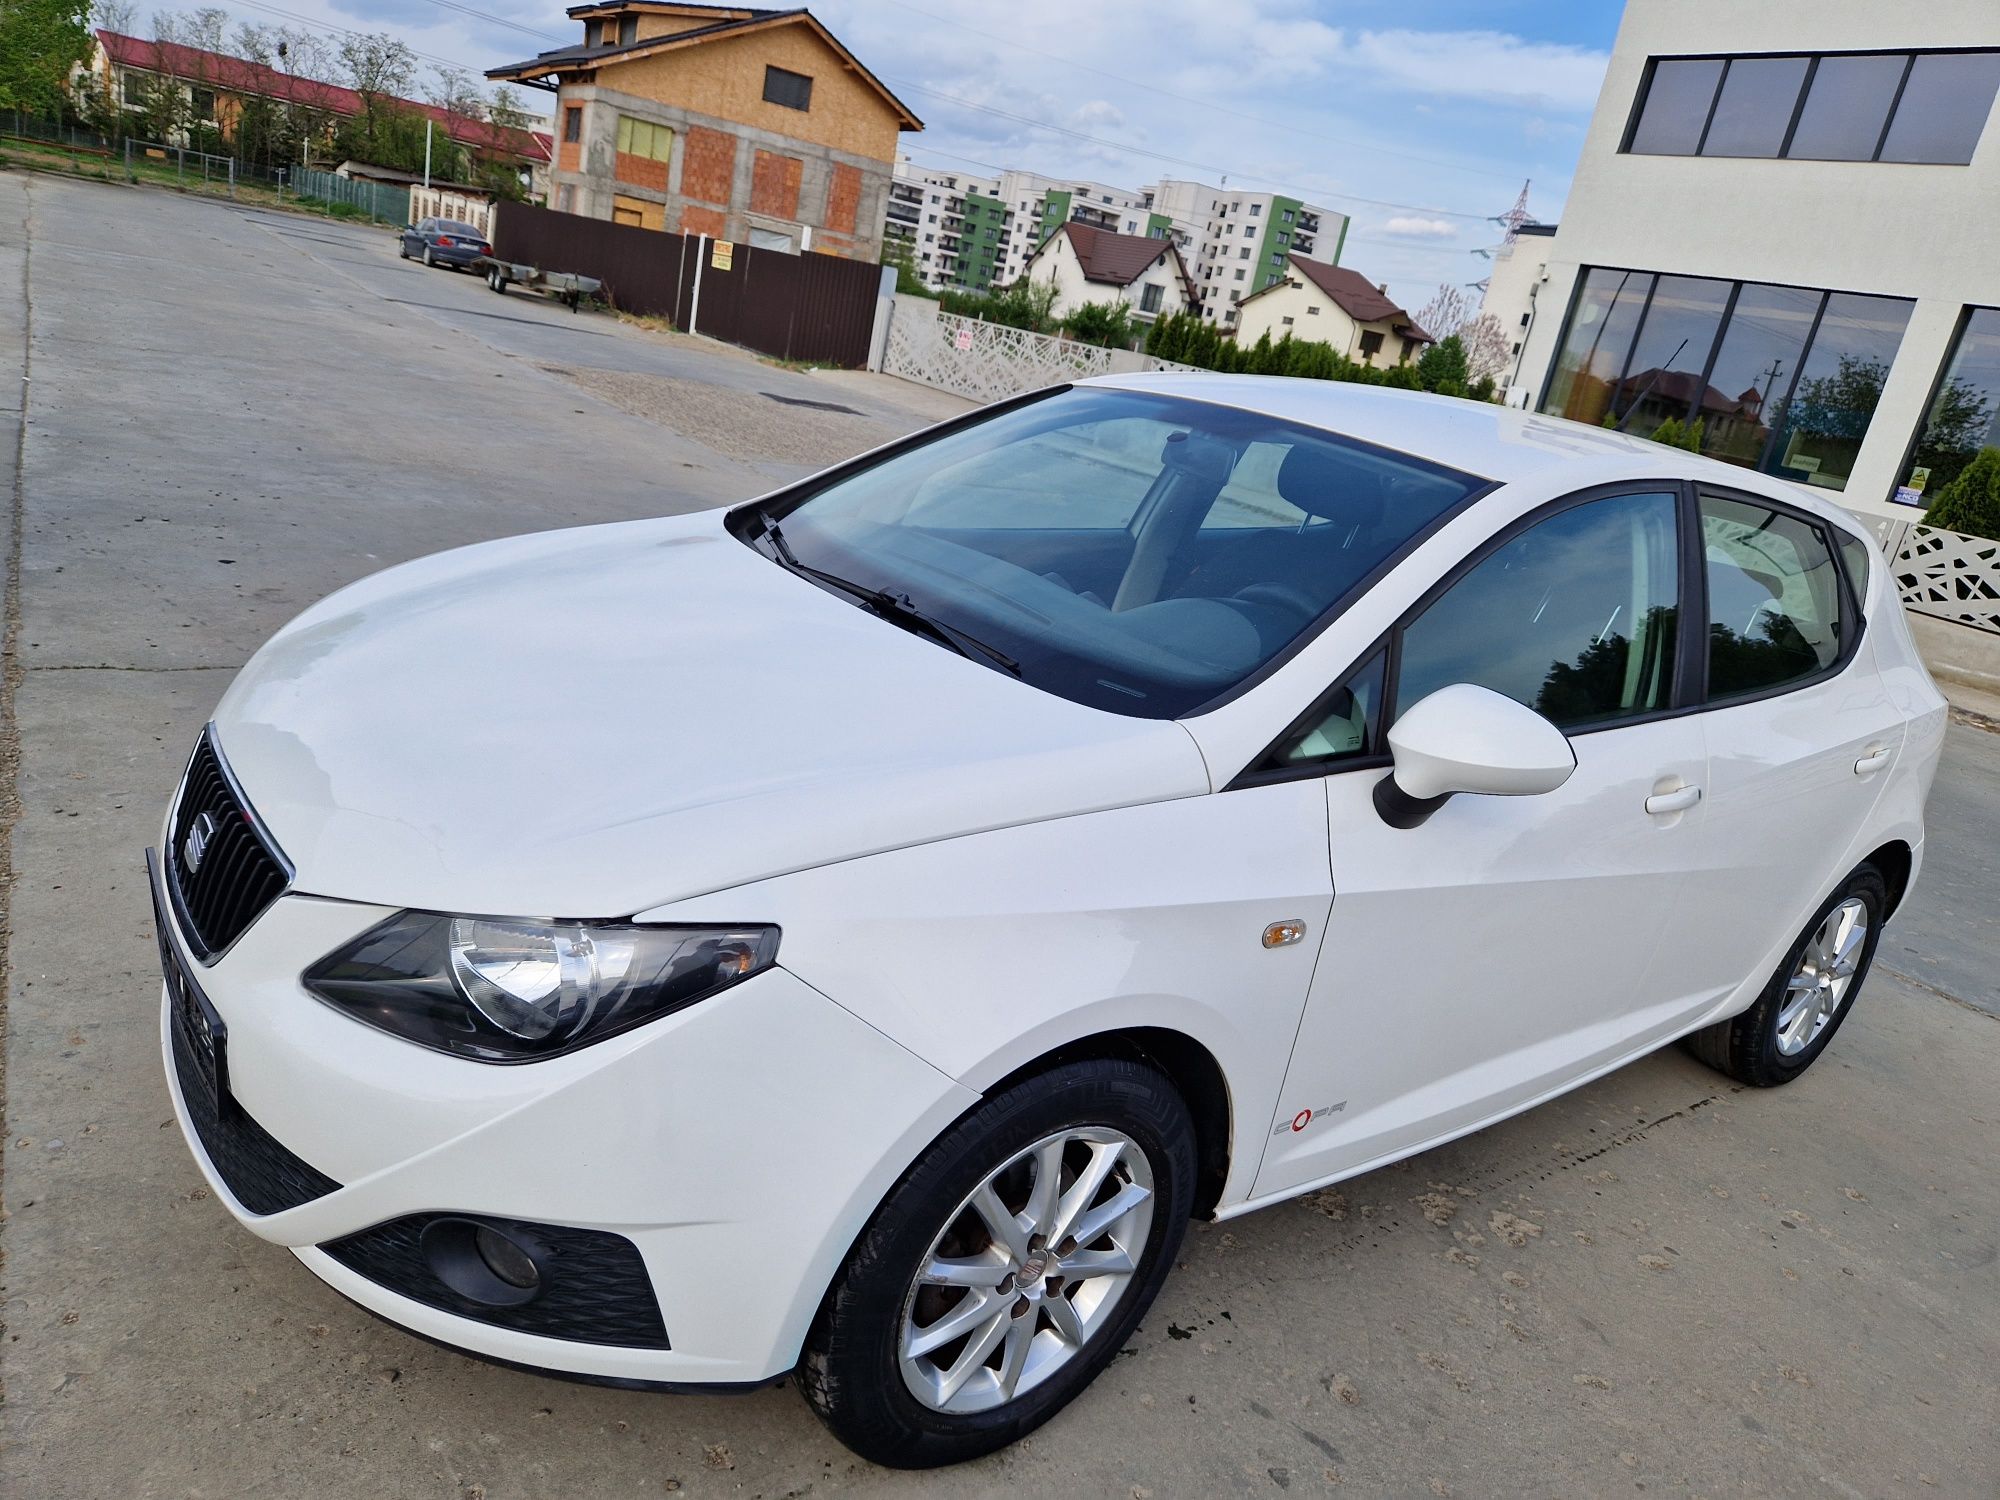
[756,388,1486,718]
[1396,492,1680,731]
[1544,267,1653,427]
[1787,53,1907,160]
[1701,56,1809,157]
[1766,292,1914,492]
[1697,281,1822,469]
[1905,305,2000,500]
[1629,58,1723,155]
[1703,496,1846,698]
[1614,275,1731,441]
[1879,52,2000,164]
[1269,650,1385,769]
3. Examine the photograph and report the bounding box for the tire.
[1685,864,1887,1087]
[398,239,409,259]
[798,1058,1196,1468]
[422,246,434,267]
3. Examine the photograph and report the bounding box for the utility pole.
[423,119,433,189]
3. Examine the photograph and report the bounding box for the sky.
[116,0,1627,307]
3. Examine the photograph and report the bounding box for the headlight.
[302,913,780,1062]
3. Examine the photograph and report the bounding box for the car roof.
[1083,373,1868,535]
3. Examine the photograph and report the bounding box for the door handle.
[1854,746,1892,774]
[1644,784,1702,816]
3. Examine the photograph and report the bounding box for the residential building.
[1234,256,1433,365]
[1475,221,1558,393]
[882,160,1347,309]
[1019,222,1196,326]
[87,30,551,184]
[1143,181,1348,329]
[489,4,920,257]
[1513,0,2000,523]
[885,161,1146,290]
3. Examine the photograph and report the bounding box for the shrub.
[1416,334,1469,398]
[1923,446,2000,541]
[1062,300,1137,349]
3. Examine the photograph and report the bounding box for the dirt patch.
[557,367,895,467]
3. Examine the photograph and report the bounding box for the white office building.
[1513,0,2000,526]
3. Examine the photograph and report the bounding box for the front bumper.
[152,858,978,1384]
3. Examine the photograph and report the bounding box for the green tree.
[879,237,934,297]
[1416,333,1470,398]
[1923,446,2000,541]
[0,0,93,117]
[1062,300,1136,349]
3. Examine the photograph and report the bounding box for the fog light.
[418,1216,547,1307]
[475,1224,541,1291]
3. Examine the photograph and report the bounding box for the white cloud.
[1343,29,1610,112]
[1382,216,1458,240]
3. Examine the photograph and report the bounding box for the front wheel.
[1685,864,1886,1086]
[799,1058,1195,1468]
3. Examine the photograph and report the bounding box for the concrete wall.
[1512,0,2000,523]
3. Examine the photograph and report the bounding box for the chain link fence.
[288,167,410,226]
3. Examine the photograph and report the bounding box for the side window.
[1701,494,1846,700]
[1267,650,1386,769]
[1397,491,1681,730]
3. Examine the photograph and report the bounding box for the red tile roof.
[96,30,549,161]
[1044,222,1197,304]
[1267,255,1432,341]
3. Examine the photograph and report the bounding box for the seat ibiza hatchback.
[151,377,1945,1467]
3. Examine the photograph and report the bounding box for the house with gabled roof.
[1235,254,1434,367]
[1019,221,1197,326]
[488,4,919,257]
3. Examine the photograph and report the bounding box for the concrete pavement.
[2,170,1996,1499]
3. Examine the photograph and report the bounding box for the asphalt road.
[3,171,1997,1499]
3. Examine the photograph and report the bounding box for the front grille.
[168,727,290,960]
[149,852,344,1217]
[321,1214,671,1349]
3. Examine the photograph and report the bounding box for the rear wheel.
[1685,865,1886,1086]
[422,245,434,267]
[799,1058,1195,1468]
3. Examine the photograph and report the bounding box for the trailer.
[472,256,603,312]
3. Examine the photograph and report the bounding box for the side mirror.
[1374,684,1576,829]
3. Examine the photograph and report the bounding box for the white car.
[152,376,1945,1467]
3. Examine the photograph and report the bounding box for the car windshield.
[741,386,1488,717]
[440,222,483,238]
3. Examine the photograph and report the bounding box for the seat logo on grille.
[183,810,219,875]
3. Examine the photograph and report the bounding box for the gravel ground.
[547,365,903,467]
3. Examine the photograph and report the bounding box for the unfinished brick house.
[488,3,920,258]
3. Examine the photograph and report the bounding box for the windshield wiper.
[758,516,1023,677]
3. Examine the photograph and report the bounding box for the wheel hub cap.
[897,1125,1155,1415]
[1775,897,1868,1057]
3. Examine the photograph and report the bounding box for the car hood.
[210,509,1210,916]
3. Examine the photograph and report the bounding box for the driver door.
[1251,488,1712,1199]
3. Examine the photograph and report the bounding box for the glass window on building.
[1627,58,1724,154]
[1880,52,2000,163]
[1542,267,1653,428]
[1786,53,1907,161]
[1614,275,1732,442]
[1765,292,1914,491]
[1543,270,1912,492]
[1904,307,2000,505]
[1701,55,1810,157]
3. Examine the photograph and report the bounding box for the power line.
[397,0,565,47]
[869,0,1526,190]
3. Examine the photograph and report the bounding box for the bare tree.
[1413,283,1473,343]
[488,83,535,131]
[1460,312,1512,384]
[97,0,139,33]
[425,64,485,123]
[339,32,415,103]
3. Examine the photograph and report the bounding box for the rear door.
[1667,488,1902,1005]
[1250,486,1712,1199]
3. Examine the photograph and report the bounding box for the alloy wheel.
[1775,897,1868,1056]
[898,1126,1154,1414]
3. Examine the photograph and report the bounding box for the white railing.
[882,296,1194,404]
[1879,520,2000,635]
